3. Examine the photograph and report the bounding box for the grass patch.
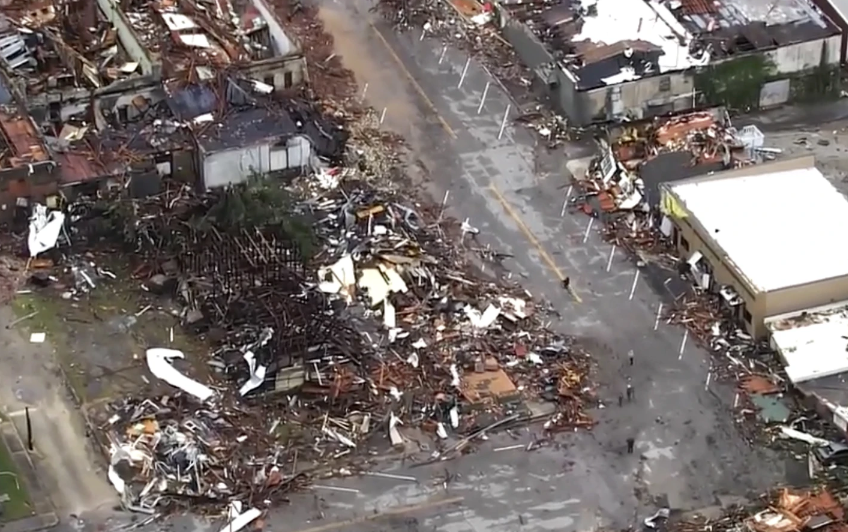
[11,263,210,403]
[11,293,88,403]
[0,439,33,522]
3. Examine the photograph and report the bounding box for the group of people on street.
[562,278,638,455]
[624,350,636,455]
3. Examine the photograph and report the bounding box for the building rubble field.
[669,486,848,532]
[44,164,594,517]
[0,4,598,521]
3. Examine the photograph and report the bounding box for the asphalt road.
[67,3,794,532]
[261,1,789,530]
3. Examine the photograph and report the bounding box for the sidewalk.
[0,421,57,532]
[742,99,848,131]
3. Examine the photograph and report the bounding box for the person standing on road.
[626,437,635,454]
[628,349,634,366]
[562,277,570,290]
[626,381,634,402]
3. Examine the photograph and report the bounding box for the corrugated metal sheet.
[0,113,49,166]
[679,0,719,15]
[55,151,107,185]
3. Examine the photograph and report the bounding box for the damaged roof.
[0,104,51,168]
[666,158,848,293]
[122,0,299,77]
[196,106,298,152]
[507,0,838,90]
[0,2,143,97]
[0,95,108,183]
[765,301,848,385]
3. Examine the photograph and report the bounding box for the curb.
[0,423,58,532]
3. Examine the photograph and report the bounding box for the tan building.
[660,156,848,338]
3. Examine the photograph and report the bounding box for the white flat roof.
[670,165,848,292]
[766,302,848,384]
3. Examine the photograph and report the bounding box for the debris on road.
[672,487,848,532]
[0,0,600,518]
[564,109,837,442]
[79,168,596,513]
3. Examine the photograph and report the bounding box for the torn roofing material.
[196,106,298,152]
[508,0,708,89]
[0,5,142,96]
[146,348,215,401]
[122,0,299,77]
[766,301,848,385]
[506,0,837,90]
[0,105,51,168]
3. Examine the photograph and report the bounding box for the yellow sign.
[661,191,688,219]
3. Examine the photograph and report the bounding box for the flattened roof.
[766,302,848,384]
[668,161,848,292]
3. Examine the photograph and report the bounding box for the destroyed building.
[0,66,111,218]
[499,0,841,125]
[765,302,848,439]
[0,0,307,140]
[658,155,848,339]
[0,0,306,108]
[171,80,336,188]
[67,75,342,192]
[0,0,325,205]
[112,0,307,91]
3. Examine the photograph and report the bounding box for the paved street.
[62,3,800,532]
[259,1,790,531]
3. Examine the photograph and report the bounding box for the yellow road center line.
[364,23,577,303]
[368,23,458,140]
[287,495,465,532]
[488,184,582,303]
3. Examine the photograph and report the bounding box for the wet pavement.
[39,2,803,532]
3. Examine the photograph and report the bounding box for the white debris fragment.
[383,299,396,329]
[107,465,126,494]
[315,167,341,190]
[322,427,356,448]
[28,204,65,257]
[460,218,479,238]
[412,338,428,349]
[239,351,267,397]
[779,426,831,446]
[317,255,356,301]
[146,348,215,401]
[450,364,461,388]
[219,505,262,532]
[465,304,500,328]
[389,412,404,446]
[358,264,408,306]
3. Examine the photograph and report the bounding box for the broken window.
[284,71,294,88]
[743,308,752,324]
[659,76,671,92]
[680,236,689,251]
